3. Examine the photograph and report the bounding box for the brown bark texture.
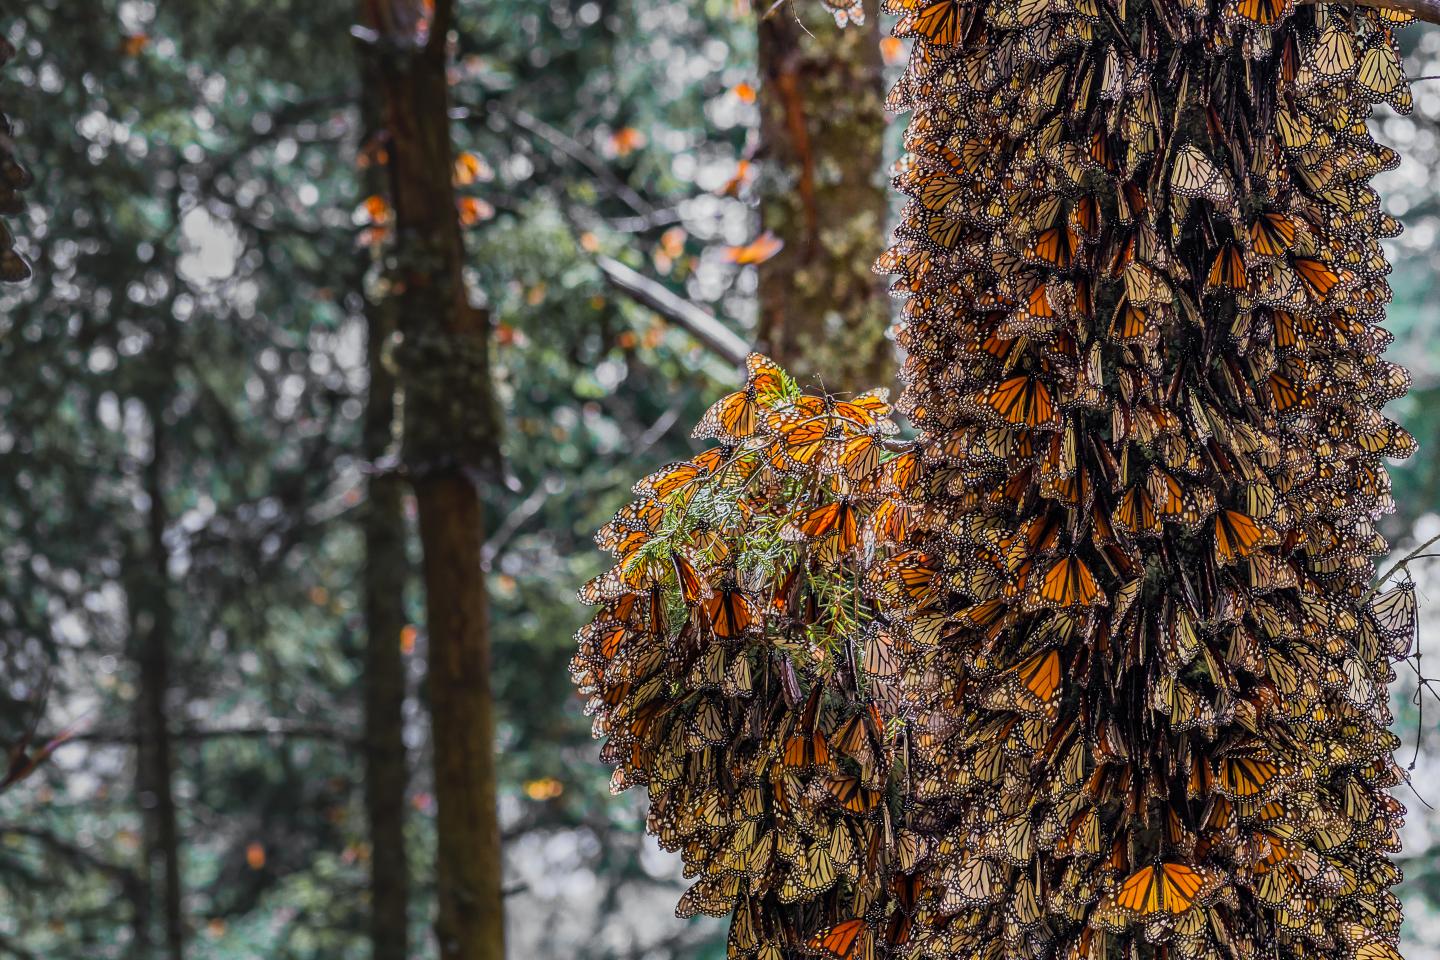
[754,0,892,390]
[357,39,413,960]
[360,2,504,960]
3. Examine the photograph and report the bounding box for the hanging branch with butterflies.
[575,0,1425,955]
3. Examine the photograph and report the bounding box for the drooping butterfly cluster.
[573,355,924,937]
[0,36,31,285]
[574,0,1420,955]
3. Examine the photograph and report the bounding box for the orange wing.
[1293,257,1340,300]
[910,0,964,44]
[1214,510,1274,565]
[977,375,1056,428]
[1115,863,1206,915]
[1206,243,1247,293]
[704,589,756,639]
[808,919,870,959]
[1037,557,1105,608]
[1249,213,1297,257]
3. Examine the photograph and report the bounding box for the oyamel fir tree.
[573,0,1419,957]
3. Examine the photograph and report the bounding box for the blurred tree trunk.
[357,53,412,960]
[130,394,185,960]
[753,0,891,388]
[361,3,505,960]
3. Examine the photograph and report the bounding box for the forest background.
[1,0,1439,958]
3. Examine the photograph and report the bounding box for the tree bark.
[358,51,412,960]
[361,3,505,960]
[131,395,185,960]
[754,0,891,389]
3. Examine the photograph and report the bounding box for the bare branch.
[596,256,750,366]
[1361,530,1440,605]
[61,722,357,747]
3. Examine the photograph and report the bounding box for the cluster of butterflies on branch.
[574,0,1422,956]
[0,36,31,285]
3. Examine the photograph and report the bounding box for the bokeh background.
[0,1,1438,957]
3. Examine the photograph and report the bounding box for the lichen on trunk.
[754,0,891,390]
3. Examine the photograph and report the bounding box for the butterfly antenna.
[789,0,817,38]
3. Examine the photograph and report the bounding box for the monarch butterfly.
[633,461,704,502]
[790,839,842,901]
[807,919,873,960]
[1122,259,1170,306]
[1107,299,1152,343]
[825,776,882,814]
[1147,468,1212,529]
[1113,483,1161,538]
[1214,510,1277,565]
[1275,101,1319,151]
[908,0,966,44]
[1220,753,1283,798]
[1313,22,1359,76]
[675,873,742,918]
[768,416,831,470]
[703,588,756,639]
[1113,862,1210,916]
[1369,582,1416,656]
[941,855,1006,909]
[832,703,882,758]
[984,648,1064,714]
[785,500,861,554]
[833,392,893,429]
[670,551,708,605]
[1223,0,1290,26]
[1265,367,1312,416]
[1089,130,1118,173]
[1357,41,1410,113]
[784,688,830,769]
[975,374,1057,428]
[1249,213,1298,258]
[1035,556,1105,608]
[1026,225,1079,268]
[1171,144,1233,205]
[693,354,788,440]
[1294,257,1342,301]
[832,434,881,483]
[1207,243,1248,293]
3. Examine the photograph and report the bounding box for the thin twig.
[482,475,559,569]
[1361,530,1440,604]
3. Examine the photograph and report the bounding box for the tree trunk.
[131,396,185,960]
[360,3,505,960]
[754,0,891,389]
[413,477,501,960]
[358,63,412,960]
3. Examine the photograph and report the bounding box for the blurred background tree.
[0,1,1437,959]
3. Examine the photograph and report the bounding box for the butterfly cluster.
[0,36,30,285]
[573,355,928,948]
[574,0,1420,955]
